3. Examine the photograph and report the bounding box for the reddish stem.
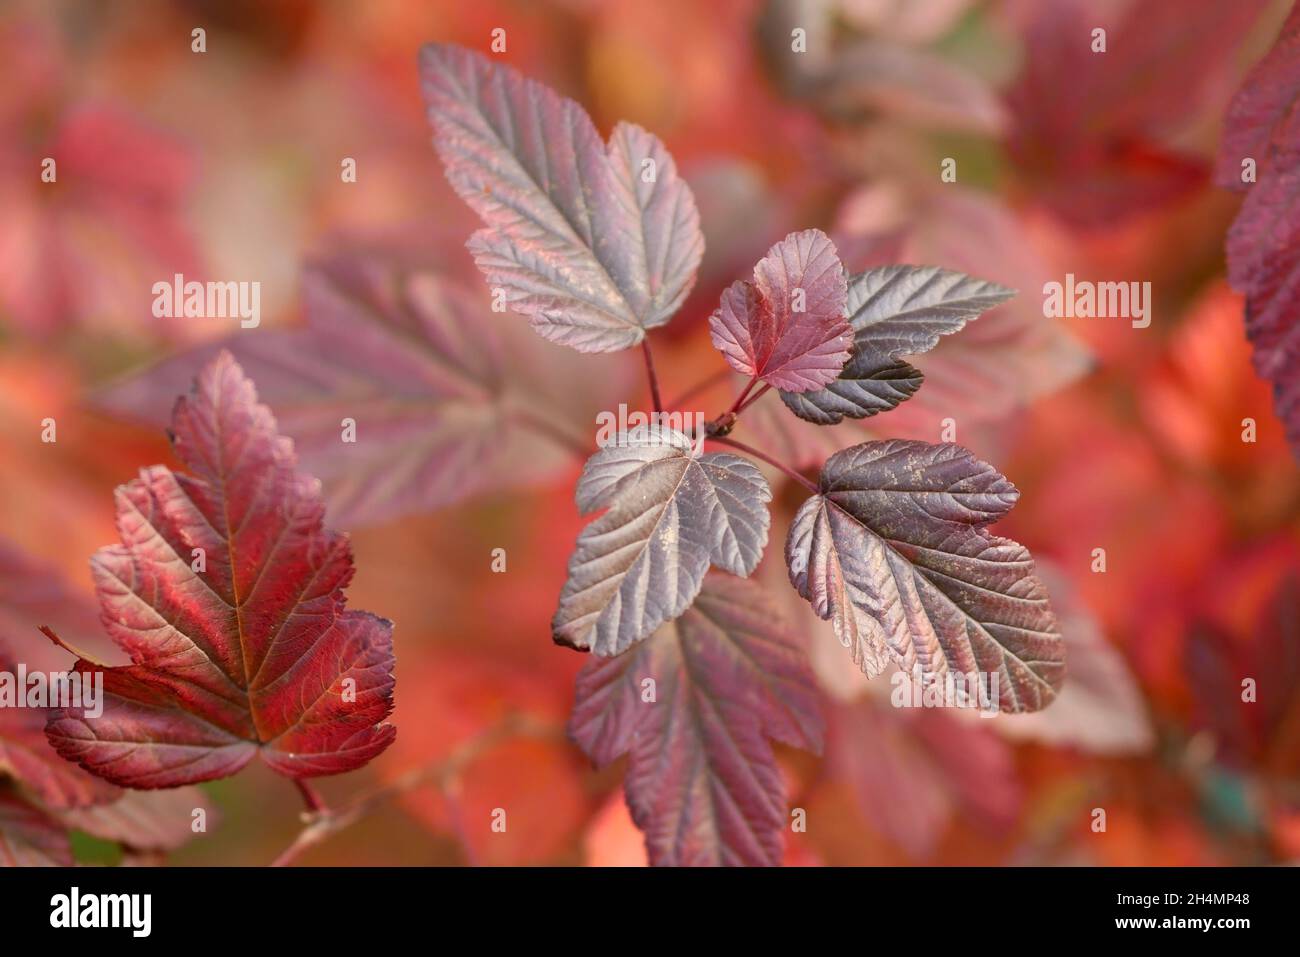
[708,435,819,493]
[735,382,771,415]
[294,777,328,814]
[641,340,663,414]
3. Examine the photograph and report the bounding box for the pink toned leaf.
[830,700,1020,860]
[45,352,395,789]
[786,440,1063,712]
[0,787,71,866]
[569,573,823,866]
[419,43,703,353]
[709,229,852,392]
[59,786,215,852]
[98,256,633,527]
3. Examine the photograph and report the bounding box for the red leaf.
[1219,5,1300,456]
[1007,0,1268,226]
[45,352,396,788]
[569,574,823,866]
[709,229,853,392]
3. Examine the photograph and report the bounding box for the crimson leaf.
[786,439,1062,712]
[569,573,823,866]
[781,265,1014,424]
[553,427,770,656]
[1218,4,1300,456]
[709,229,853,392]
[420,43,704,353]
[45,351,396,788]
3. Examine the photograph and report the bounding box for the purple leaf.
[1218,6,1300,456]
[419,43,704,353]
[786,439,1062,712]
[569,573,823,866]
[553,428,771,656]
[709,229,853,392]
[99,255,633,527]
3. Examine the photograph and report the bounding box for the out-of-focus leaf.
[833,186,1091,433]
[829,698,1020,860]
[0,636,120,809]
[419,43,703,353]
[569,574,823,866]
[99,256,633,528]
[0,786,71,866]
[782,265,1013,423]
[46,352,396,789]
[59,787,215,852]
[1218,5,1300,457]
[709,229,852,392]
[757,0,1005,134]
[1007,0,1267,226]
[996,564,1153,754]
[786,439,1062,711]
[1186,550,1300,777]
[553,427,770,655]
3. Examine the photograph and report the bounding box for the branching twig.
[271,712,563,867]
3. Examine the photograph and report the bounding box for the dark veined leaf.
[45,351,396,789]
[553,427,770,656]
[781,265,1013,424]
[709,229,852,393]
[785,440,1062,712]
[569,573,823,866]
[419,43,704,353]
[0,785,71,866]
[1218,5,1300,457]
[98,255,632,528]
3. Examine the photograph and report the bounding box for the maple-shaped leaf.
[1218,4,1300,457]
[781,265,1014,424]
[44,352,396,789]
[786,440,1062,712]
[553,427,770,656]
[419,43,704,353]
[569,573,823,866]
[99,255,633,527]
[709,229,853,393]
[0,785,71,866]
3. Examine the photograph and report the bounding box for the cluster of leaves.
[421,43,1063,865]
[1219,3,1300,458]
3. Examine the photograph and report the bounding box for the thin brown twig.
[270,712,562,867]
